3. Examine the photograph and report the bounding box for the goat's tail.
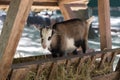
[86,16,94,25]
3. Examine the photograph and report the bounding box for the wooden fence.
[7,48,120,80]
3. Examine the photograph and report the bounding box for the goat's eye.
[41,35,42,37]
[41,39,43,42]
[48,37,51,40]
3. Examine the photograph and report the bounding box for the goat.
[35,16,94,57]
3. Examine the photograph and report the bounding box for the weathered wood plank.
[98,53,108,69]
[11,48,120,69]
[10,68,29,80]
[0,0,33,79]
[10,64,37,80]
[98,0,112,50]
[76,57,85,74]
[109,52,117,66]
[65,59,71,69]
[48,62,58,80]
[35,64,45,80]
[92,71,120,80]
[0,0,81,3]
[59,0,88,4]
[0,0,83,5]
[58,3,76,20]
[13,54,52,64]
[115,56,120,71]
[91,55,96,64]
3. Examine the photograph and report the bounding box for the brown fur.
[53,19,87,40]
[49,17,94,57]
[36,17,94,57]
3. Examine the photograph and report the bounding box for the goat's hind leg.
[81,40,86,53]
[74,39,86,54]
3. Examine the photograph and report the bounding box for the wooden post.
[58,3,76,20]
[98,0,112,50]
[0,0,33,79]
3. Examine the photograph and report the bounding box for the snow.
[0,24,51,58]
[15,25,51,58]
[88,15,120,51]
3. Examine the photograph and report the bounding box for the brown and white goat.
[35,16,94,57]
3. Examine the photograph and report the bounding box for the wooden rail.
[7,48,120,80]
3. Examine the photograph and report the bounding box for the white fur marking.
[41,28,52,49]
[66,38,76,53]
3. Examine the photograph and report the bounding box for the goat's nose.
[43,45,47,49]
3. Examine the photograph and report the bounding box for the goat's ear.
[47,25,52,29]
[46,26,51,29]
[33,24,42,31]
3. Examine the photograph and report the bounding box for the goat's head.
[40,27,53,49]
[34,25,53,49]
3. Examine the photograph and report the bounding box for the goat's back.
[52,19,88,40]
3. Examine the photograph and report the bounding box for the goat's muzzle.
[42,45,47,49]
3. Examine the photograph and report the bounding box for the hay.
[24,58,112,80]
[25,71,36,80]
[38,66,51,80]
[91,62,112,77]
